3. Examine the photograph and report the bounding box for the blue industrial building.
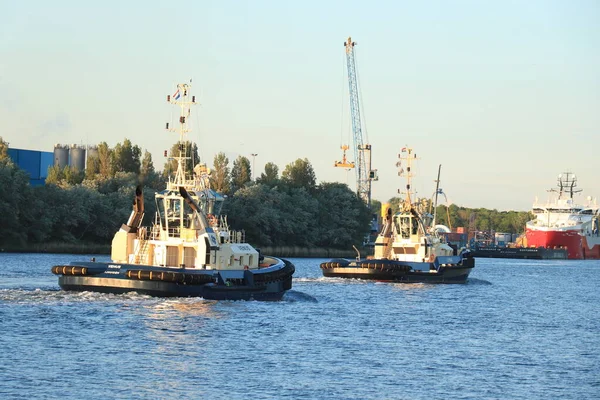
[7,147,54,186]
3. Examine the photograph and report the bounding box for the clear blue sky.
[1,0,598,211]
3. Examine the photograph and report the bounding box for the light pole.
[251,153,258,180]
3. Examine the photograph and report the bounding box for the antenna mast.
[432,164,442,227]
[165,83,197,189]
[397,147,417,207]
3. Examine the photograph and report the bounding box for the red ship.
[526,172,600,259]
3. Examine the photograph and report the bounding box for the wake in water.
[466,278,492,285]
[0,287,158,305]
[282,290,318,303]
[0,286,318,306]
[293,276,372,285]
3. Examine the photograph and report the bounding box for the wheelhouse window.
[395,215,412,239]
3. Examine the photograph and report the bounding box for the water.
[1,253,598,399]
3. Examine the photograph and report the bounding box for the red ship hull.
[526,229,600,260]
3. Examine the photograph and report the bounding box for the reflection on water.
[388,282,433,293]
[140,298,222,321]
[1,254,599,400]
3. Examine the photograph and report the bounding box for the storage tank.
[69,144,86,171]
[53,144,69,168]
[87,145,99,162]
[495,232,512,247]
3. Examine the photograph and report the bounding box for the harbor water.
[1,253,598,399]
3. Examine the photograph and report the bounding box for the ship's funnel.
[179,187,199,213]
[134,186,144,213]
[179,186,210,231]
[125,185,145,229]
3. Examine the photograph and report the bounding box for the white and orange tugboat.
[321,147,474,283]
[52,83,294,299]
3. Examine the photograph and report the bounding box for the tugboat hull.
[51,83,297,301]
[320,257,474,284]
[53,259,295,301]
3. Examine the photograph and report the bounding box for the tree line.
[0,137,532,251]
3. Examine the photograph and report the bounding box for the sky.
[1,0,598,211]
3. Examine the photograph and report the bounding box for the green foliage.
[46,165,89,188]
[313,182,372,247]
[140,150,162,190]
[94,172,139,195]
[230,156,251,193]
[0,137,9,162]
[225,184,287,246]
[0,158,31,246]
[113,138,142,174]
[210,152,230,194]
[26,184,132,243]
[45,165,64,186]
[97,142,113,178]
[85,152,100,180]
[257,162,279,186]
[64,165,85,186]
[370,198,382,218]
[281,158,316,191]
[226,184,320,247]
[225,181,371,249]
[0,132,537,251]
[163,141,199,178]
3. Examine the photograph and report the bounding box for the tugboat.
[320,147,474,283]
[51,83,295,300]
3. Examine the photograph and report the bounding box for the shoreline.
[0,243,360,259]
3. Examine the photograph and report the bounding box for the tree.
[85,151,100,180]
[225,184,283,245]
[314,182,372,248]
[230,155,251,193]
[257,162,279,186]
[0,137,8,161]
[210,152,230,194]
[113,138,141,174]
[140,150,162,189]
[370,198,382,221]
[0,155,31,246]
[64,166,85,186]
[97,142,113,178]
[281,158,317,191]
[163,141,199,178]
[45,165,64,186]
[226,184,319,247]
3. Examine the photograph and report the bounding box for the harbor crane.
[335,36,377,209]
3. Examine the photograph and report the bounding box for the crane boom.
[337,36,377,208]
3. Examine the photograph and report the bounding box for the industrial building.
[6,147,54,186]
[6,144,89,186]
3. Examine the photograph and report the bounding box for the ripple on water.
[0,254,599,400]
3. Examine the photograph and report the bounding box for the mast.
[549,172,582,200]
[432,164,442,227]
[165,82,197,190]
[397,147,417,208]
